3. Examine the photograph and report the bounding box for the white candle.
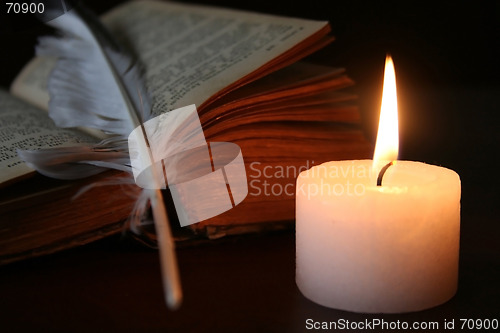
[296,160,460,313]
[295,56,461,313]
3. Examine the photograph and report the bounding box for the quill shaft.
[136,120,182,309]
[149,188,182,309]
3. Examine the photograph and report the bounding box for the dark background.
[0,1,499,332]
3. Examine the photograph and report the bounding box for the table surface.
[0,209,498,333]
[1,1,499,332]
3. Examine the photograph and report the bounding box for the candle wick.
[376,161,395,186]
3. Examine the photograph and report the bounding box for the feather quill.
[18,2,182,309]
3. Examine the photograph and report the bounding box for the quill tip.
[166,289,183,311]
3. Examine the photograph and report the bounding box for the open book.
[0,0,371,264]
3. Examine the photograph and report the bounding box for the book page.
[11,1,328,117]
[103,0,328,116]
[0,91,96,184]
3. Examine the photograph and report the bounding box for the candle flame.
[373,55,399,169]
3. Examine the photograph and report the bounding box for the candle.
[295,56,461,313]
